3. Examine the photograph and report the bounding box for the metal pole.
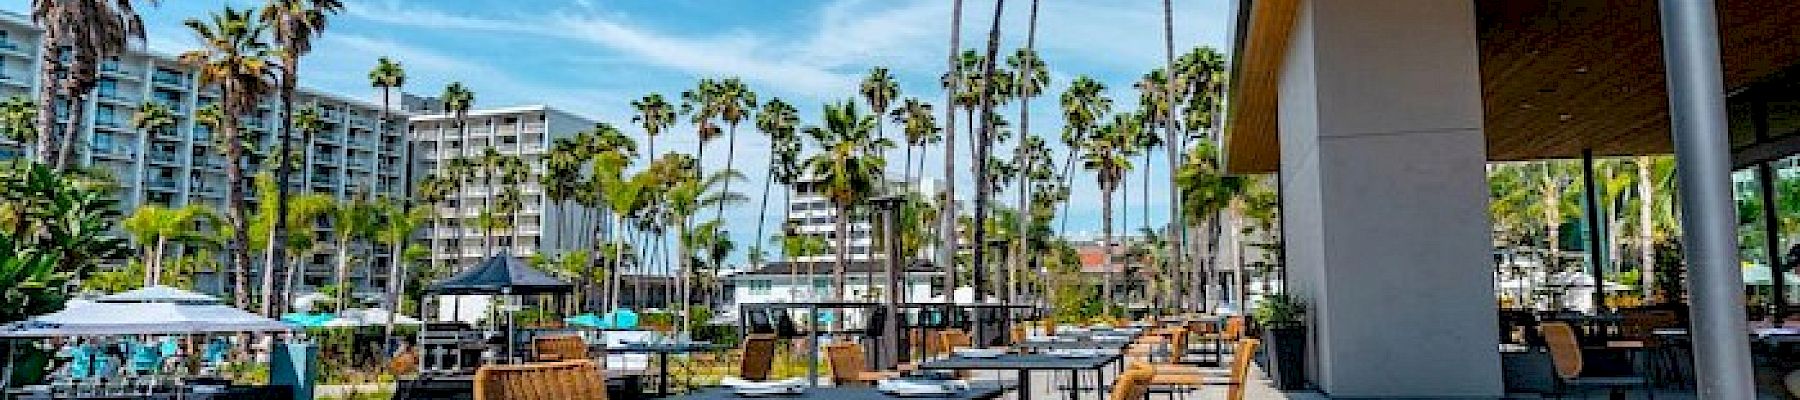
[1758,163,1787,318]
[1657,1,1757,397]
[1581,150,1607,313]
[877,196,904,369]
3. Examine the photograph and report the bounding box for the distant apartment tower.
[408,105,599,269]
[0,12,412,297]
[786,177,945,263]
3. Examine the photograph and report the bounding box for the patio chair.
[934,329,972,354]
[1136,338,1261,400]
[1541,322,1652,399]
[532,335,589,362]
[826,342,902,386]
[1128,327,1190,363]
[1107,367,1156,400]
[473,360,608,400]
[740,334,778,380]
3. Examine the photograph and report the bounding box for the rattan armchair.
[532,335,589,362]
[473,360,607,400]
[826,342,902,386]
[740,334,778,380]
[1542,322,1651,399]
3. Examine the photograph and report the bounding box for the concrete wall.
[1277,0,1503,397]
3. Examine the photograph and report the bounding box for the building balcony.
[151,74,186,88]
[90,143,134,159]
[96,92,138,106]
[147,178,179,192]
[147,152,180,165]
[0,73,28,88]
[522,122,545,133]
[99,64,141,79]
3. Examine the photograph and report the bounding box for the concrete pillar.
[1276,0,1503,397]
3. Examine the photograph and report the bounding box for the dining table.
[663,385,1007,400]
[914,353,1121,400]
[604,341,731,396]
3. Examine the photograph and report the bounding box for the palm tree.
[709,78,756,222]
[890,98,939,184]
[680,79,725,174]
[368,57,405,192]
[254,105,321,314]
[803,101,891,304]
[122,204,217,286]
[754,98,799,270]
[631,93,676,163]
[860,67,900,145]
[665,165,745,334]
[128,101,176,279]
[262,0,343,313]
[0,96,38,146]
[330,195,379,312]
[374,198,424,342]
[939,0,965,301]
[31,0,151,169]
[1058,76,1111,233]
[968,0,1008,303]
[1006,43,1047,304]
[600,163,646,312]
[182,6,276,309]
[1081,112,1137,313]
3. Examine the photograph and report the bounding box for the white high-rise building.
[408,105,600,269]
[0,11,411,297]
[785,177,945,263]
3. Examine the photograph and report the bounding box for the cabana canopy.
[0,287,290,337]
[426,251,573,295]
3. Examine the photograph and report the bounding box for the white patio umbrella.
[0,286,290,337]
[320,308,421,327]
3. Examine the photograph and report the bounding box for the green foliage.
[1254,293,1306,328]
[0,161,126,325]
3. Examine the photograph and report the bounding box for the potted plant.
[1254,293,1308,390]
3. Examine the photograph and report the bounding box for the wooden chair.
[473,360,608,400]
[934,329,972,354]
[740,334,777,380]
[1541,322,1651,399]
[1128,328,1189,363]
[532,335,589,362]
[825,342,901,386]
[1137,338,1261,400]
[1107,367,1156,400]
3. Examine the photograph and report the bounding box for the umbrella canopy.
[321,308,422,327]
[281,313,336,327]
[565,310,640,329]
[1,301,290,337]
[426,251,573,295]
[96,285,222,304]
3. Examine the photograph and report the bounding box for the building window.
[748,280,771,295]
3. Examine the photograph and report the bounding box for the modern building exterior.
[786,177,946,263]
[408,104,600,270]
[0,11,411,298]
[1223,0,1796,396]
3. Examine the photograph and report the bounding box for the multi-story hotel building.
[785,177,947,262]
[0,12,409,298]
[408,104,600,270]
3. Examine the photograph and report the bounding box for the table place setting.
[951,348,1007,359]
[876,378,972,397]
[720,377,808,397]
[1044,349,1101,359]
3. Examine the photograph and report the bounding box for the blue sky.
[4,0,1232,264]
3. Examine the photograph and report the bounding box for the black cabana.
[426,251,573,295]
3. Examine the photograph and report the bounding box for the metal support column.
[875,195,904,369]
[1581,150,1607,312]
[1657,0,1757,397]
[1758,163,1789,318]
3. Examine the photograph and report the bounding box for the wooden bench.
[474,360,608,400]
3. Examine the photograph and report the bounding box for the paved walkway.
[982,366,1789,400]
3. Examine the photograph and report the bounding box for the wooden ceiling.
[1223,0,1800,174]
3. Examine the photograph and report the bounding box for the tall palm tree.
[860,67,899,147]
[1058,76,1111,233]
[680,79,725,174]
[368,57,405,192]
[122,204,217,286]
[969,0,1007,303]
[890,98,939,184]
[31,0,151,169]
[754,98,799,269]
[262,0,342,313]
[128,100,175,267]
[440,156,473,268]
[710,78,756,220]
[182,6,276,309]
[803,101,892,304]
[665,165,745,333]
[631,93,676,163]
[0,96,39,147]
[1082,112,1137,313]
[1007,42,1047,303]
[939,0,965,301]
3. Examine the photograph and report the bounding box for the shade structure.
[97,285,222,304]
[425,251,573,295]
[0,300,291,337]
[321,308,422,327]
[281,313,336,327]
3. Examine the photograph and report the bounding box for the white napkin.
[878,379,969,394]
[720,377,806,390]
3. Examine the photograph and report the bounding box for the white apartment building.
[408,105,600,269]
[0,12,410,298]
[786,177,945,263]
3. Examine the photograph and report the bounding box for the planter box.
[1262,326,1307,391]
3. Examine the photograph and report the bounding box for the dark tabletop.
[1014,339,1131,350]
[914,353,1119,371]
[667,386,1006,400]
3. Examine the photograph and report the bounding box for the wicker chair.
[1137,338,1262,400]
[1107,367,1157,400]
[473,360,608,400]
[532,335,590,362]
[1541,322,1651,399]
[740,334,778,380]
[934,329,972,354]
[1128,328,1190,363]
[826,342,902,386]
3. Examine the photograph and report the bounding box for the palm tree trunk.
[266,63,299,317]
[54,92,86,171]
[971,0,1007,306]
[1101,188,1115,314]
[284,252,302,312]
[152,236,168,286]
[34,44,61,165]
[940,0,964,304]
[383,239,405,347]
[1162,0,1187,312]
[336,238,351,312]
[223,92,254,309]
[610,217,626,311]
[755,162,775,267]
[835,204,850,303]
[1636,156,1656,302]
